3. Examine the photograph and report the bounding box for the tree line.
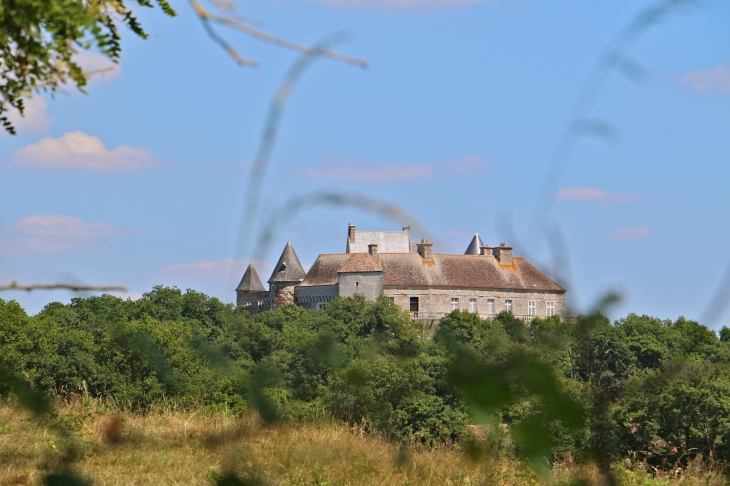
[2,286,730,472]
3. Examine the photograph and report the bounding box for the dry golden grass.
[0,400,724,486]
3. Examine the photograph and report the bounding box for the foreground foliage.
[2,287,730,481]
[0,0,175,134]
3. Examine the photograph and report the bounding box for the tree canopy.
[0,0,176,134]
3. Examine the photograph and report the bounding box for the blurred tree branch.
[0,281,127,292]
[189,0,369,68]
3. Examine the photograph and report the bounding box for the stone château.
[236,224,565,323]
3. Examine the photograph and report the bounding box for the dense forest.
[2,286,730,474]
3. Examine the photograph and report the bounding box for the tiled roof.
[236,263,266,292]
[268,240,307,284]
[337,253,383,273]
[299,254,350,287]
[301,252,564,292]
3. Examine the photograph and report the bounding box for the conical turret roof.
[464,233,485,255]
[268,240,307,284]
[236,262,266,292]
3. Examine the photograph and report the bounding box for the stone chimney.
[493,243,512,265]
[348,223,356,243]
[368,243,378,260]
[480,245,492,256]
[416,238,433,260]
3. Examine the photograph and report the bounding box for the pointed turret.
[464,233,485,255]
[236,262,266,293]
[268,240,306,284]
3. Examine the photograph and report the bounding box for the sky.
[1,0,729,327]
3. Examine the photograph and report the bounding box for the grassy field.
[0,400,723,486]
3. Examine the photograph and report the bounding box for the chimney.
[368,243,378,259]
[348,223,356,243]
[480,245,492,256]
[416,238,433,260]
[493,243,512,265]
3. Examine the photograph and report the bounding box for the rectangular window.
[388,296,395,304]
[487,299,495,315]
[505,299,512,313]
[546,301,555,316]
[469,298,477,313]
[451,297,460,311]
[410,297,419,312]
[528,300,536,316]
[355,281,359,287]
[317,303,326,310]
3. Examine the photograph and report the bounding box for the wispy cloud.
[608,226,653,240]
[11,131,158,172]
[1,215,123,255]
[73,50,122,84]
[680,63,730,93]
[297,156,487,182]
[555,186,641,203]
[159,258,273,285]
[0,236,95,255]
[9,215,118,238]
[311,0,487,11]
[109,290,144,301]
[3,97,53,134]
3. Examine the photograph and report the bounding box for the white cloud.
[298,156,487,182]
[72,50,122,84]
[608,227,653,240]
[11,131,157,172]
[555,187,640,203]
[680,63,730,93]
[2,53,119,137]
[311,0,487,11]
[3,97,53,134]
[1,215,120,255]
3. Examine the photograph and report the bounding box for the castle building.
[236,224,566,323]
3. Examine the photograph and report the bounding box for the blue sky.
[1,0,729,326]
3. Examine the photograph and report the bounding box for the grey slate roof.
[464,233,485,255]
[236,263,266,292]
[300,252,565,292]
[268,240,307,284]
[347,230,411,253]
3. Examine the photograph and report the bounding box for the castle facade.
[236,224,566,323]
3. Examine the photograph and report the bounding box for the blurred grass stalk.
[0,397,724,486]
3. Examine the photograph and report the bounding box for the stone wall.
[338,272,383,301]
[383,287,565,318]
